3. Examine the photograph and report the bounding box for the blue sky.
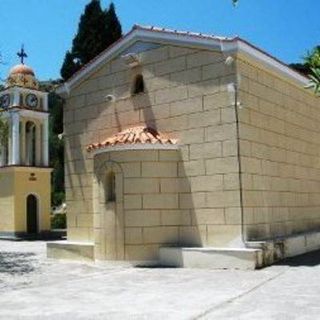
[0,0,319,81]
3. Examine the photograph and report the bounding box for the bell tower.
[0,48,52,238]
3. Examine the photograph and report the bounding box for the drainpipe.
[232,79,247,246]
[220,39,246,246]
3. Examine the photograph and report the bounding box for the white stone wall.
[64,44,241,255]
[238,57,320,240]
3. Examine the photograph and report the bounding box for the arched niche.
[132,74,145,95]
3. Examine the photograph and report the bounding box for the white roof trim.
[92,143,179,155]
[57,27,309,94]
[236,40,309,86]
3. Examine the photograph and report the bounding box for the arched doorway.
[26,194,38,234]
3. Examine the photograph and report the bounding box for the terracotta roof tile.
[87,126,178,152]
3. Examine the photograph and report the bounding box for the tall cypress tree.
[60,0,122,80]
[60,51,81,81]
[104,3,122,49]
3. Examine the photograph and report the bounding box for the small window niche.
[105,171,116,202]
[132,74,145,95]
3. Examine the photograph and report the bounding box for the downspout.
[232,78,246,246]
[220,39,246,246]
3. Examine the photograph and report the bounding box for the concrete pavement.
[0,240,319,319]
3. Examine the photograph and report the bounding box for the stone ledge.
[247,230,320,266]
[159,247,263,270]
[47,241,94,261]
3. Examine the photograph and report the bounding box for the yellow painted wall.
[0,168,15,231]
[0,166,51,233]
[14,167,51,232]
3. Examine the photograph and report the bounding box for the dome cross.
[17,45,28,64]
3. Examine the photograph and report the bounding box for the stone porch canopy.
[87,126,178,153]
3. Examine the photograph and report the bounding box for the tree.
[290,47,320,95]
[0,113,8,165]
[40,81,65,206]
[304,46,320,95]
[0,113,8,148]
[60,51,81,81]
[104,2,122,49]
[60,0,122,80]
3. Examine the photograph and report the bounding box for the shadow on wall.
[64,47,236,244]
[176,155,202,247]
[92,149,203,262]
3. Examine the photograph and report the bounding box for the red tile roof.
[87,126,178,152]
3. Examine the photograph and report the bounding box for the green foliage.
[304,46,320,68]
[49,91,65,206]
[60,0,122,80]
[289,63,310,76]
[60,51,81,81]
[303,46,320,95]
[104,3,122,49]
[0,113,8,147]
[40,81,65,206]
[305,67,320,95]
[51,213,67,229]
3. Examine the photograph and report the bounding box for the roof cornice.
[56,25,309,95]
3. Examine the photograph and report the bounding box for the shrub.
[51,213,66,229]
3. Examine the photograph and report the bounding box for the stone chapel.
[49,25,320,269]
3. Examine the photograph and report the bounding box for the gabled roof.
[57,24,309,95]
[87,126,178,152]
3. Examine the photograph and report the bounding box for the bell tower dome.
[0,47,49,167]
[6,63,39,90]
[0,46,51,239]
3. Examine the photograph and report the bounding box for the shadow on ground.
[0,252,36,275]
[275,249,320,267]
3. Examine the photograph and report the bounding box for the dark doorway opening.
[26,195,38,234]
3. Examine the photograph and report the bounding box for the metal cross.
[17,45,27,64]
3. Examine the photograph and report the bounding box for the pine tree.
[60,51,81,81]
[104,2,122,49]
[60,0,122,80]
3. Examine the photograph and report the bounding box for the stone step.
[159,247,263,270]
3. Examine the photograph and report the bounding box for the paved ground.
[0,240,319,319]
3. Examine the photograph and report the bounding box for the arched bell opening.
[25,121,36,166]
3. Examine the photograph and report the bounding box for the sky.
[0,0,319,81]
